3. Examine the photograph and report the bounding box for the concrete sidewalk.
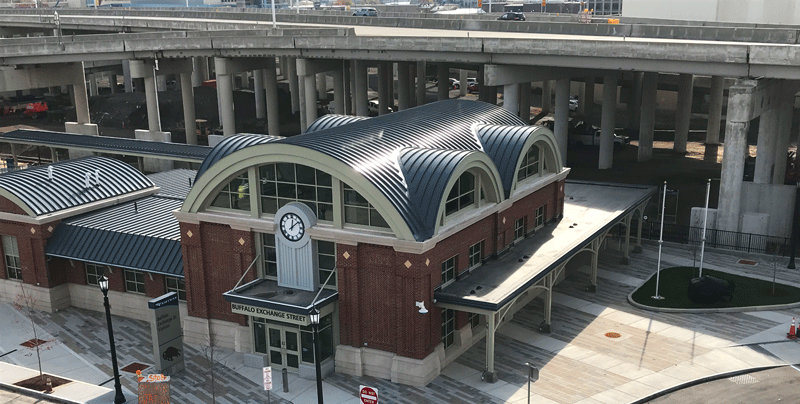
[1,242,799,403]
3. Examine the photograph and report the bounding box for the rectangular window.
[85,263,105,286]
[343,183,390,228]
[124,270,146,294]
[468,241,483,269]
[441,255,457,285]
[514,217,526,241]
[317,240,337,289]
[259,163,333,221]
[2,235,21,281]
[261,233,277,279]
[535,205,545,228]
[165,276,186,301]
[441,308,455,349]
[300,313,334,363]
[469,312,480,329]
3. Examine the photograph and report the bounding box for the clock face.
[280,212,305,242]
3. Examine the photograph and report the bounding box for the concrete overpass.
[0,8,795,241]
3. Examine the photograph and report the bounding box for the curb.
[627,364,789,404]
[0,381,83,404]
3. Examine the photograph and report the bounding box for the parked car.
[497,12,525,21]
[569,95,579,111]
[467,82,479,94]
[352,7,378,16]
[449,78,460,90]
[570,120,630,149]
[368,100,396,116]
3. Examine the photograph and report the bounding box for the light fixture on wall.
[415,301,428,314]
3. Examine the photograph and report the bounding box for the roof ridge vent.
[47,166,53,180]
[84,172,92,188]
[95,169,101,187]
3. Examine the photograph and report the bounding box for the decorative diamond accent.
[425,258,430,266]
[29,228,35,234]
[502,217,506,224]
[186,230,193,238]
[238,238,245,245]
[343,251,350,259]
[47,226,53,233]
[404,260,412,268]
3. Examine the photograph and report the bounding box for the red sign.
[359,385,378,404]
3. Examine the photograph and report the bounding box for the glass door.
[267,325,300,371]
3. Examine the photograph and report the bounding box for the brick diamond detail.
[425,258,430,266]
[47,226,53,233]
[404,260,412,268]
[343,251,350,259]
[238,238,245,245]
[29,228,35,234]
[502,217,506,224]
[186,230,193,238]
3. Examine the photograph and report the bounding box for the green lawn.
[631,266,800,309]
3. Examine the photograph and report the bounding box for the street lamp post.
[99,276,127,404]
[310,307,323,404]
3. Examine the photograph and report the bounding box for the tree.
[14,284,55,384]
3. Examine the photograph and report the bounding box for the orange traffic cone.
[788,317,797,339]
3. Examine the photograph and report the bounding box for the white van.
[353,7,378,16]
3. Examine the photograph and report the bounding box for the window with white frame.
[124,270,146,294]
[468,241,483,269]
[535,205,545,228]
[517,144,540,182]
[85,263,105,286]
[441,308,455,349]
[2,235,20,281]
[210,172,250,211]
[469,312,480,329]
[261,233,278,278]
[259,163,333,221]
[445,172,475,216]
[342,183,390,228]
[317,240,337,289]
[441,255,457,286]
[165,276,186,301]
[514,217,526,241]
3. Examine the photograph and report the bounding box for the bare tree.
[13,284,54,383]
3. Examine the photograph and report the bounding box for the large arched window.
[517,144,540,182]
[343,183,390,228]
[445,172,475,216]
[209,172,250,211]
[258,163,334,221]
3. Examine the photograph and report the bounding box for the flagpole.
[698,178,711,277]
[653,181,667,300]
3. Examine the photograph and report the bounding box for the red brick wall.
[0,196,26,215]
[0,220,59,288]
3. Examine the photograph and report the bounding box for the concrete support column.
[199,57,210,82]
[408,63,417,108]
[397,62,410,111]
[253,69,266,120]
[437,63,449,100]
[459,69,467,97]
[109,75,118,94]
[706,76,724,144]
[332,68,345,116]
[541,80,552,114]
[144,74,162,133]
[754,106,780,184]
[156,75,167,92]
[416,61,426,106]
[344,61,353,115]
[264,63,280,137]
[191,57,203,88]
[519,82,531,123]
[674,73,694,154]
[584,76,595,124]
[355,60,368,117]
[288,57,299,113]
[502,83,519,116]
[578,80,586,115]
[88,74,98,97]
[773,87,794,185]
[388,63,395,109]
[718,81,754,232]
[180,72,197,145]
[317,73,326,101]
[378,62,389,115]
[215,58,236,137]
[303,73,317,131]
[638,72,658,162]
[626,72,643,131]
[554,78,570,161]
[123,60,133,93]
[72,64,91,125]
[599,74,618,170]
[485,313,496,383]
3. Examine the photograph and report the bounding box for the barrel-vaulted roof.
[0,156,155,217]
[305,114,370,133]
[194,99,561,241]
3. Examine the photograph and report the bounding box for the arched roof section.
[476,124,563,197]
[195,134,284,181]
[187,99,528,242]
[0,156,154,217]
[306,114,371,133]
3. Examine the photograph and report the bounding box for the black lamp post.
[99,276,127,404]
[309,307,324,404]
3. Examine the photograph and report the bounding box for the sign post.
[263,366,272,404]
[138,374,170,403]
[359,385,378,404]
[148,292,185,375]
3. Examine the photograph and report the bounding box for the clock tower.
[274,202,318,291]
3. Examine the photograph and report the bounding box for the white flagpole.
[698,178,711,277]
[653,181,667,300]
[271,0,277,29]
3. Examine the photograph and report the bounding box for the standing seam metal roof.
[0,156,155,216]
[305,114,370,133]
[195,100,549,241]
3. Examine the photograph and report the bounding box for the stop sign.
[359,385,378,404]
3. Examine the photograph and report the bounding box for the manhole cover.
[737,259,758,266]
[20,339,48,348]
[120,362,151,374]
[604,332,621,338]
[728,374,759,385]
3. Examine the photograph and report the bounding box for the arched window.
[517,144,540,182]
[343,183,390,228]
[258,163,334,221]
[445,172,475,216]
[210,172,250,211]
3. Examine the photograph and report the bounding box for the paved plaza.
[1,242,799,403]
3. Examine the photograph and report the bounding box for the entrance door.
[267,325,300,371]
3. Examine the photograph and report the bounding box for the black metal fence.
[632,221,793,257]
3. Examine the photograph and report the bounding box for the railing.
[632,221,793,257]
